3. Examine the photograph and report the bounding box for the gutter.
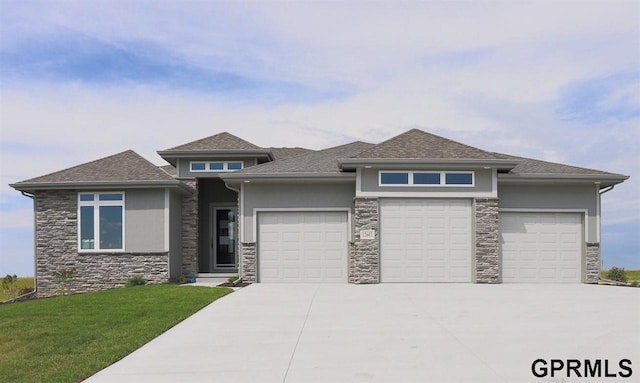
[599,185,615,194]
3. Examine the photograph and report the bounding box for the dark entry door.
[212,207,237,272]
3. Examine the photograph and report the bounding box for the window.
[190,161,244,172]
[378,171,474,187]
[445,173,473,185]
[380,172,409,185]
[78,192,124,251]
[413,172,440,185]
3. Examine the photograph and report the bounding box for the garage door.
[500,212,582,283]
[258,211,348,283]
[380,199,472,282]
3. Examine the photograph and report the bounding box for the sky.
[0,1,638,276]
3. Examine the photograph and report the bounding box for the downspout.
[224,182,243,285]
[597,185,615,279]
[2,192,38,303]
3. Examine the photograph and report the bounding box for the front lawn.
[0,284,232,383]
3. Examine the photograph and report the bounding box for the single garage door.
[500,212,582,283]
[258,211,348,283]
[380,199,472,282]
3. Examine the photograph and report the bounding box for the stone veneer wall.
[474,198,500,283]
[585,243,600,283]
[34,190,168,297]
[241,242,256,282]
[350,197,379,283]
[181,179,198,278]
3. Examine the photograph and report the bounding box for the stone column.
[181,179,198,278]
[350,197,380,284]
[585,243,600,283]
[35,190,78,297]
[241,242,256,282]
[475,198,500,283]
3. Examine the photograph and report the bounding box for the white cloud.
[0,1,638,271]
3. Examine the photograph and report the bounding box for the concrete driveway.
[87,284,639,383]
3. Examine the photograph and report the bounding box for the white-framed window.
[78,192,125,251]
[190,161,244,172]
[378,171,475,187]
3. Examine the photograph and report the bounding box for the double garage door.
[256,205,583,284]
[380,199,473,282]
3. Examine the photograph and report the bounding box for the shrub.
[2,275,19,300]
[175,275,187,284]
[125,276,147,287]
[607,267,627,283]
[227,275,239,283]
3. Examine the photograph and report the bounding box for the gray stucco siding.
[177,157,259,178]
[498,184,598,242]
[360,168,494,194]
[242,182,355,242]
[125,189,166,252]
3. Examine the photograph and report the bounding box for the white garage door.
[380,199,472,282]
[258,211,348,283]
[500,212,582,283]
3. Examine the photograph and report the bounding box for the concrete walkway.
[87,284,640,382]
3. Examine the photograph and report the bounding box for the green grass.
[601,269,640,283]
[0,277,34,302]
[0,284,232,383]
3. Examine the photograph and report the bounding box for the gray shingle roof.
[352,128,504,160]
[229,141,374,175]
[159,164,177,176]
[163,132,261,151]
[13,150,175,185]
[269,147,314,160]
[494,153,622,176]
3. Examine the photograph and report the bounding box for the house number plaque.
[360,229,375,240]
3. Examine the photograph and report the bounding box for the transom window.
[78,192,124,251]
[190,161,244,172]
[379,171,474,187]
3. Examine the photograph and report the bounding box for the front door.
[211,206,238,272]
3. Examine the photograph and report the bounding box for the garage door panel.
[258,212,348,283]
[381,199,472,283]
[500,212,582,283]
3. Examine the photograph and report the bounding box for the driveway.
[87,284,639,382]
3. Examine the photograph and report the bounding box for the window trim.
[378,171,475,187]
[189,161,244,173]
[77,192,126,252]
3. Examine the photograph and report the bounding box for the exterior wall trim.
[164,188,170,252]
[356,191,498,198]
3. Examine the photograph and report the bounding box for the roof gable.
[351,129,503,160]
[163,132,261,151]
[13,150,175,185]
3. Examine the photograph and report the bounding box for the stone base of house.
[37,252,169,297]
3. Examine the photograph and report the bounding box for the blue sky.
[1,1,638,275]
